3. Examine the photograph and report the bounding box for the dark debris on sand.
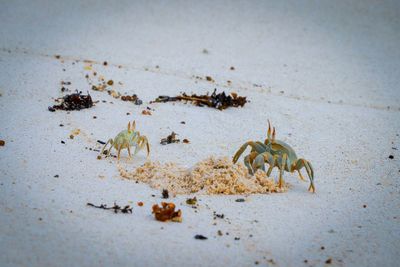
[49,91,93,111]
[87,202,132,214]
[160,132,180,145]
[151,89,247,110]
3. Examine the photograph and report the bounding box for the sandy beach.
[0,1,399,266]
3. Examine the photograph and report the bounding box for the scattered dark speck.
[103,61,108,66]
[388,155,394,159]
[162,189,169,199]
[363,204,367,208]
[181,121,185,124]
[235,198,245,202]
[194,234,207,240]
[205,76,214,82]
[234,237,240,240]
[61,141,65,144]
[321,246,325,250]
[54,175,59,178]
[59,124,64,127]
[325,258,332,264]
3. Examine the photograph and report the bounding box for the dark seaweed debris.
[186,197,197,205]
[160,132,180,145]
[162,189,169,199]
[194,235,208,240]
[87,202,132,214]
[151,89,247,110]
[49,91,93,111]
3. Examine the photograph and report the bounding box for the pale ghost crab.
[100,121,150,160]
[233,121,315,192]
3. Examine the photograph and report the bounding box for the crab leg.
[117,145,122,160]
[297,170,306,181]
[244,151,258,174]
[233,141,266,163]
[100,138,114,157]
[251,153,266,174]
[142,136,150,156]
[277,153,288,188]
[127,145,132,158]
[251,151,276,174]
[266,166,273,177]
[132,136,150,157]
[293,158,315,192]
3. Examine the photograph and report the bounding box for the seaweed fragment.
[152,202,182,222]
[49,91,93,111]
[162,189,169,199]
[87,202,132,213]
[151,89,247,110]
[186,197,197,205]
[160,132,180,145]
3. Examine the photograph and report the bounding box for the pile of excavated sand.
[118,157,287,195]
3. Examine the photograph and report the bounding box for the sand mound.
[118,157,287,195]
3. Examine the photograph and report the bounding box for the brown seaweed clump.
[160,132,180,145]
[48,91,93,111]
[151,89,247,110]
[152,202,182,222]
[121,94,143,105]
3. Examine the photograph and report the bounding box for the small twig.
[87,202,132,214]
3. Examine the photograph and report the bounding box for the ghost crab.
[100,121,150,160]
[233,121,315,192]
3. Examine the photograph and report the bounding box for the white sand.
[0,1,399,266]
